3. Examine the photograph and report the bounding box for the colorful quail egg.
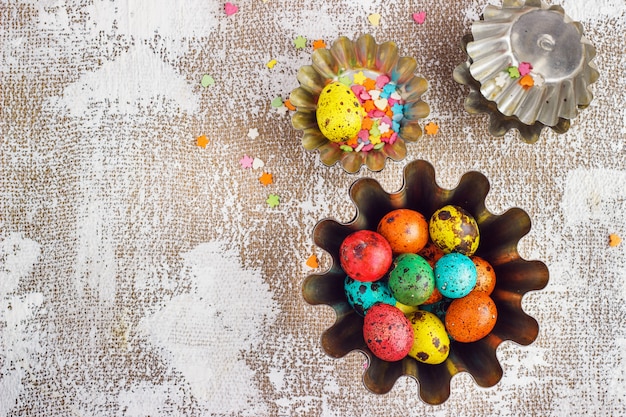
[388,253,435,306]
[429,205,480,255]
[471,256,496,295]
[363,303,414,362]
[339,230,393,282]
[377,209,429,255]
[407,310,450,364]
[445,292,498,343]
[434,253,477,299]
[316,82,364,143]
[344,276,396,316]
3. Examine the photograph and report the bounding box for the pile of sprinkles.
[334,70,406,154]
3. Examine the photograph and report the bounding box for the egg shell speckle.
[363,303,414,362]
[445,292,498,343]
[377,209,429,254]
[434,253,478,299]
[344,276,396,316]
[388,253,435,306]
[339,230,393,282]
[316,82,364,143]
[407,310,450,365]
[429,205,480,256]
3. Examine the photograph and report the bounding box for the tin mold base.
[454,0,599,143]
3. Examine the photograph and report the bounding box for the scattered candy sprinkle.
[609,234,622,247]
[534,73,545,87]
[519,74,534,88]
[200,74,215,87]
[312,39,327,50]
[353,71,367,85]
[507,66,521,79]
[495,72,509,88]
[271,97,284,108]
[412,11,426,24]
[368,13,381,27]
[518,62,533,76]
[252,157,264,170]
[306,254,319,268]
[266,59,277,69]
[224,2,238,16]
[247,128,259,140]
[239,155,253,169]
[196,135,209,148]
[267,194,280,208]
[259,172,273,186]
[284,99,296,111]
[293,35,307,49]
[424,122,439,135]
[275,105,289,115]
[338,75,352,86]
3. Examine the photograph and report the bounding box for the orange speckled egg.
[418,240,445,268]
[471,256,496,295]
[421,287,443,305]
[445,292,497,343]
[377,209,429,255]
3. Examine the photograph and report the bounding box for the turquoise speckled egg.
[344,276,396,316]
[434,253,477,299]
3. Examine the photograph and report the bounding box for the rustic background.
[1,0,625,415]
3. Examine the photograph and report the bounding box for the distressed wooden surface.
[1,1,625,415]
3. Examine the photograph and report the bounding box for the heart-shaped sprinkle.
[374,98,388,111]
[412,12,426,24]
[368,13,381,27]
[224,2,238,16]
[252,157,264,170]
[369,90,381,100]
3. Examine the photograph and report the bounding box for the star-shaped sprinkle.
[495,71,509,88]
[200,74,215,87]
[609,234,622,247]
[196,135,209,148]
[533,73,545,87]
[424,122,439,135]
[293,35,307,49]
[368,13,381,27]
[267,194,280,208]
[224,2,238,16]
[312,39,327,50]
[275,105,288,115]
[518,62,533,76]
[306,254,319,268]
[271,97,283,107]
[412,11,426,24]
[507,66,520,79]
[247,128,259,140]
[353,71,366,85]
[239,155,253,169]
[266,59,277,69]
[259,172,273,186]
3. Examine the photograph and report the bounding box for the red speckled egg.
[377,209,429,254]
[340,230,393,282]
[445,292,498,343]
[471,256,496,295]
[418,240,445,268]
[363,303,414,362]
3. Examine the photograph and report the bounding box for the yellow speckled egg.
[316,82,363,142]
[406,310,450,365]
[429,205,480,256]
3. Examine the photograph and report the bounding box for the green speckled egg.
[316,82,363,142]
[388,254,435,307]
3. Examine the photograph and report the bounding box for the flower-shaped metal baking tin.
[454,0,599,143]
[302,160,549,405]
[290,34,429,173]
